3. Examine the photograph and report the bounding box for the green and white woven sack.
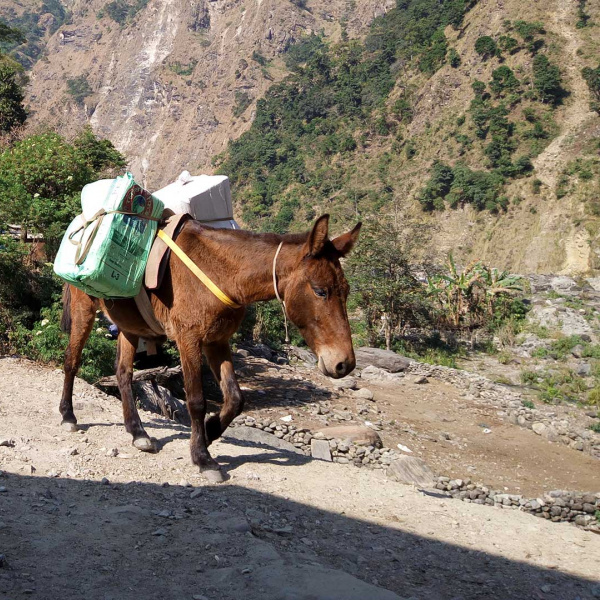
[54,172,164,298]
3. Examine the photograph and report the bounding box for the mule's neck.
[219,233,303,306]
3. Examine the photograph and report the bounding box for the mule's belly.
[100,298,166,341]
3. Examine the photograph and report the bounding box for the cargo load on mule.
[152,170,239,230]
[53,173,164,298]
[53,170,238,300]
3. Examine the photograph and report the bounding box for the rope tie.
[272,241,290,343]
[68,208,161,266]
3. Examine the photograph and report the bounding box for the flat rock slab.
[224,426,303,455]
[253,563,403,600]
[387,455,435,487]
[355,347,413,373]
[311,439,332,461]
[316,425,382,448]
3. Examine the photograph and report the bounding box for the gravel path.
[0,357,599,600]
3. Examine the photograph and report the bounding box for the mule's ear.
[332,222,362,257]
[306,214,330,256]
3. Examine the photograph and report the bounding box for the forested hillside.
[214,0,600,274]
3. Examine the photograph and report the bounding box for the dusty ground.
[0,356,599,600]
[220,354,600,498]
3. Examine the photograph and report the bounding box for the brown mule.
[59,215,361,481]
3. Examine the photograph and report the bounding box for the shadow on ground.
[0,464,598,599]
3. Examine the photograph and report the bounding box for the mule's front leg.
[203,341,245,444]
[178,333,224,482]
[116,332,155,452]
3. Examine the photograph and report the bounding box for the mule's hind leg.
[203,341,245,444]
[178,332,223,482]
[116,332,155,452]
[59,286,96,431]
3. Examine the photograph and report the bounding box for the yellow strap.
[157,229,241,309]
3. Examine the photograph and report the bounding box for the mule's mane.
[185,220,310,247]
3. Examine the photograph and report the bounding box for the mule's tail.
[60,284,72,334]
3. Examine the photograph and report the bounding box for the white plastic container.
[153,171,239,229]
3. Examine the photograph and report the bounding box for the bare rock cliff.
[22,0,387,189]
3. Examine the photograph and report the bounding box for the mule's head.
[284,215,361,379]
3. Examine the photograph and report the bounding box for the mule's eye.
[313,287,327,298]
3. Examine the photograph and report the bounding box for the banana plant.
[475,266,523,316]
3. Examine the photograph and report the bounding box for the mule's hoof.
[201,469,225,484]
[61,421,78,433]
[133,437,156,452]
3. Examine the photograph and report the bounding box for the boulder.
[360,365,404,384]
[352,387,374,401]
[576,362,591,377]
[549,275,579,294]
[528,305,594,339]
[315,425,382,448]
[248,343,273,360]
[287,346,317,365]
[387,456,435,487]
[355,347,412,373]
[332,376,358,390]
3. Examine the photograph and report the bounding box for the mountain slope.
[1,0,388,189]
[2,0,600,274]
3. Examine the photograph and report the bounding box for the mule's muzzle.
[318,354,356,379]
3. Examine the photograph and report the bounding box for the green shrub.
[587,388,600,406]
[448,48,461,68]
[522,399,535,409]
[16,301,117,383]
[252,51,267,66]
[532,55,564,104]
[520,370,538,385]
[232,91,252,117]
[498,35,519,54]
[475,36,498,59]
[98,0,149,25]
[582,65,600,113]
[66,75,92,106]
[576,0,590,28]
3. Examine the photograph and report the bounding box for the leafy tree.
[418,161,454,210]
[489,66,520,97]
[0,132,124,250]
[582,64,600,113]
[0,62,27,133]
[498,35,519,54]
[66,75,92,106]
[532,55,564,104]
[448,48,461,68]
[72,126,127,174]
[0,21,25,45]
[346,220,432,349]
[475,36,498,59]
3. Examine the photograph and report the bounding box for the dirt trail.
[0,357,599,600]
[532,1,595,190]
